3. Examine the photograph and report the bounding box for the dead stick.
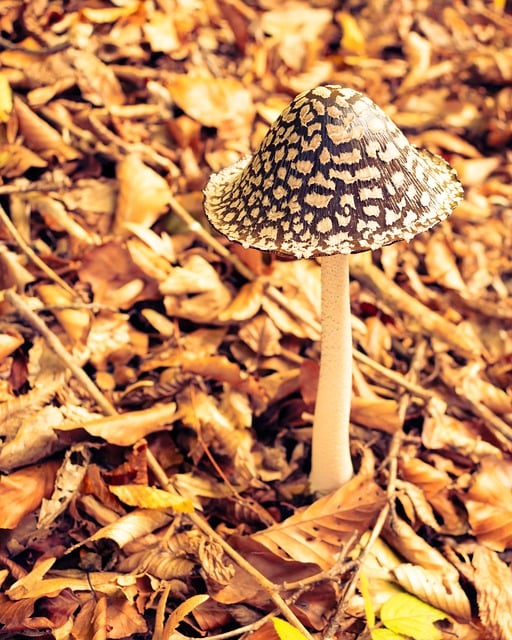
[4,289,117,416]
[350,252,479,358]
[0,204,76,297]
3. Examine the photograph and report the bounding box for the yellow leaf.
[0,73,13,122]
[372,629,408,640]
[110,484,194,513]
[337,12,365,55]
[272,618,309,640]
[380,593,446,640]
[360,572,376,629]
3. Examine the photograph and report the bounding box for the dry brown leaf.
[472,546,512,639]
[170,75,255,145]
[27,193,98,245]
[0,460,59,529]
[425,235,466,292]
[464,456,512,551]
[0,330,24,361]
[66,48,124,106]
[350,397,400,434]
[0,404,66,472]
[37,283,91,344]
[13,97,79,162]
[163,594,210,636]
[78,509,172,550]
[383,517,459,581]
[218,280,264,322]
[450,156,501,187]
[392,563,471,620]
[0,143,47,177]
[422,399,502,461]
[399,457,467,534]
[239,315,282,357]
[114,154,171,234]
[80,241,160,306]
[253,465,386,570]
[56,403,177,447]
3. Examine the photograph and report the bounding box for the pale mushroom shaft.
[309,253,354,495]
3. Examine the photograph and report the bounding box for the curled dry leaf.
[0,330,24,361]
[399,457,467,534]
[38,445,91,529]
[114,154,171,234]
[37,283,91,344]
[463,456,512,551]
[0,143,47,177]
[425,235,466,292]
[0,460,60,529]
[170,75,255,145]
[218,280,264,323]
[383,517,459,581]
[55,403,178,446]
[472,546,512,640]
[76,509,172,550]
[13,97,79,162]
[392,563,471,620]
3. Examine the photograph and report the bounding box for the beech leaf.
[110,484,194,513]
[379,593,446,640]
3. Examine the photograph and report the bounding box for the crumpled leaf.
[55,403,177,446]
[170,75,255,145]
[78,509,172,549]
[114,154,171,234]
[472,546,512,640]
[0,460,59,529]
[463,456,512,551]
[392,563,471,620]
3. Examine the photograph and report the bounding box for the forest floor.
[0,1,512,639]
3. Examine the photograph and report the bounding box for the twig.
[0,36,70,54]
[352,349,432,401]
[4,290,117,416]
[146,449,315,640]
[350,252,479,357]
[0,204,76,297]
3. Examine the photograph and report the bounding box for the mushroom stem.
[310,253,354,495]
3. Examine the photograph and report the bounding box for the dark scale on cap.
[203,85,463,259]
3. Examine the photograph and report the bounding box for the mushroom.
[203,85,463,495]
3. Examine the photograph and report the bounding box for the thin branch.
[4,290,117,416]
[0,204,76,297]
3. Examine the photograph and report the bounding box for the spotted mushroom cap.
[203,85,463,259]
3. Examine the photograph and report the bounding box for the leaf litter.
[0,1,511,639]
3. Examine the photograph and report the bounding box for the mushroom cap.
[203,85,463,259]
